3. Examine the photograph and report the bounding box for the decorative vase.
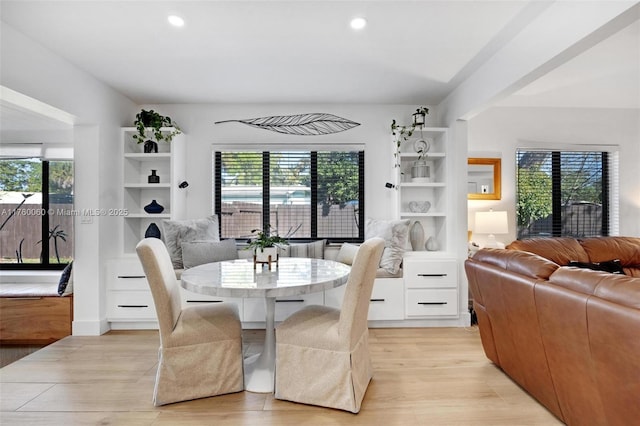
[144,222,161,239]
[425,236,439,251]
[143,200,164,214]
[411,160,430,181]
[148,169,160,184]
[409,221,425,251]
[143,140,158,153]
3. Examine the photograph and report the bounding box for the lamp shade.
[475,211,508,235]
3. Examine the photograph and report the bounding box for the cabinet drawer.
[180,288,243,317]
[243,293,324,323]
[405,289,458,317]
[368,279,404,321]
[107,290,156,321]
[403,259,457,288]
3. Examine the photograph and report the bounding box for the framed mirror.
[467,158,501,200]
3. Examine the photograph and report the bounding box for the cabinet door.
[325,279,404,321]
[107,290,157,321]
[405,289,458,317]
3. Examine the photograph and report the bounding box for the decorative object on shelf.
[412,107,429,127]
[148,170,160,184]
[413,136,431,157]
[408,201,431,213]
[246,227,289,270]
[390,106,429,168]
[143,139,158,153]
[425,236,439,251]
[411,160,430,182]
[409,221,425,251]
[144,222,162,239]
[143,200,164,214]
[133,109,182,146]
[215,113,360,136]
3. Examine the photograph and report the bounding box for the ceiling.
[0,1,638,119]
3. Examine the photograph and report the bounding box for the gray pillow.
[365,218,410,274]
[162,215,220,268]
[280,240,325,259]
[181,239,238,269]
[336,243,359,265]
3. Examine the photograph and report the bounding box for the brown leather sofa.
[465,237,640,425]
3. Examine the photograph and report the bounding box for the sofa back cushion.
[578,237,640,275]
[506,237,589,265]
[472,248,559,280]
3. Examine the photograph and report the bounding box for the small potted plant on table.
[246,228,288,270]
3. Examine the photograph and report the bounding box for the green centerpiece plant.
[133,109,182,144]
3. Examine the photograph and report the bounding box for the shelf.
[124,183,171,189]
[399,152,445,159]
[400,182,445,188]
[400,212,446,217]
[124,153,171,161]
[125,214,171,219]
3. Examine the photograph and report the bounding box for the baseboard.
[72,318,110,336]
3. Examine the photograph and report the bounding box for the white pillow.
[181,239,238,269]
[162,215,220,268]
[336,243,359,265]
[280,240,326,259]
[365,218,410,274]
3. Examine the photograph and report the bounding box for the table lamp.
[475,210,508,248]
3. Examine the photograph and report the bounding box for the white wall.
[138,104,440,223]
[1,22,137,335]
[467,106,640,246]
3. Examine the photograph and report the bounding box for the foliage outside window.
[516,150,609,239]
[214,149,364,242]
[0,158,74,269]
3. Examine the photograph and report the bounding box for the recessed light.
[168,15,185,27]
[350,17,367,30]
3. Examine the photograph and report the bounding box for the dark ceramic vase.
[144,222,162,239]
[148,169,160,184]
[143,200,164,214]
[143,140,158,153]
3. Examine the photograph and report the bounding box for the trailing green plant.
[390,107,429,168]
[245,227,289,251]
[133,109,182,144]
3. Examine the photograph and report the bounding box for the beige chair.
[274,237,385,413]
[136,238,244,406]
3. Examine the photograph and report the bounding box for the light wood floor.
[0,327,562,425]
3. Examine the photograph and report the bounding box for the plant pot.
[255,246,278,263]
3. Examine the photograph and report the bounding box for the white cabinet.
[106,258,157,327]
[121,127,186,254]
[393,127,448,252]
[403,254,458,318]
[242,294,324,323]
[325,278,404,321]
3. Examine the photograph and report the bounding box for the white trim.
[213,143,365,152]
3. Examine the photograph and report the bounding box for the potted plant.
[133,109,182,152]
[390,107,429,169]
[246,228,288,265]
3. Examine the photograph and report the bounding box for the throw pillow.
[336,243,359,265]
[280,240,326,259]
[58,261,73,296]
[182,239,238,269]
[365,218,410,274]
[568,259,625,275]
[162,215,220,268]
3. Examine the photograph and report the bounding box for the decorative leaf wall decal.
[215,113,360,135]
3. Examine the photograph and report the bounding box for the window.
[0,158,74,269]
[214,149,364,242]
[516,150,610,239]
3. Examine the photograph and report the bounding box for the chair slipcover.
[274,237,385,413]
[136,238,244,406]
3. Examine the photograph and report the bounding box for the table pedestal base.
[244,296,276,393]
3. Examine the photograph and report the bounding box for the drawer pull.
[418,302,447,305]
[117,304,149,308]
[370,298,386,302]
[117,275,146,279]
[276,299,304,303]
[417,274,447,277]
[186,300,222,304]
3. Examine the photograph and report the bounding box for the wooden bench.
[0,283,73,344]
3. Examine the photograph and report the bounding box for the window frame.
[0,159,72,270]
[515,148,611,239]
[213,146,365,243]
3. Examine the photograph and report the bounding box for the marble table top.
[180,257,351,298]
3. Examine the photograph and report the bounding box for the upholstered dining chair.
[274,237,385,413]
[136,238,244,406]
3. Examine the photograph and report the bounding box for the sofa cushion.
[162,216,220,269]
[365,218,410,274]
[280,240,325,259]
[181,239,238,269]
[506,237,589,265]
[578,237,640,268]
[472,248,559,280]
[336,243,359,265]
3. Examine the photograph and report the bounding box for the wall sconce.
[475,210,508,248]
[385,182,397,189]
[178,181,189,189]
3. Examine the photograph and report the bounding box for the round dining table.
[180,257,351,393]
